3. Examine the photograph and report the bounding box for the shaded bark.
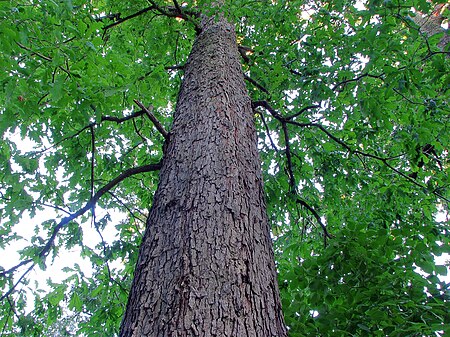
[119,14,287,337]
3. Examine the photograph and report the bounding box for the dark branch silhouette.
[0,162,162,301]
[133,100,169,139]
[103,6,156,31]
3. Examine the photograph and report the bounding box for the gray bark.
[120,14,287,337]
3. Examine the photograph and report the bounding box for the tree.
[0,0,449,336]
[120,7,286,336]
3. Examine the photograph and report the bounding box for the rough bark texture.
[120,15,287,337]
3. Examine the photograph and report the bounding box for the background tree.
[0,0,449,336]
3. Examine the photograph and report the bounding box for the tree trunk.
[119,14,287,337]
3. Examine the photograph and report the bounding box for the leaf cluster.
[0,0,449,336]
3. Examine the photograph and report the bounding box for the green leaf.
[69,292,83,312]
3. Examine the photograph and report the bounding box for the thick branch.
[146,0,200,28]
[238,45,254,64]
[252,100,283,120]
[172,0,182,13]
[165,64,185,71]
[42,163,162,257]
[94,13,121,22]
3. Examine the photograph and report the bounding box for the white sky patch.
[354,0,367,11]
[1,131,132,313]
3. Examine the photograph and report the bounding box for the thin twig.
[32,111,146,156]
[133,100,169,139]
[258,113,279,151]
[332,73,384,91]
[255,100,450,203]
[107,191,146,225]
[31,201,72,215]
[30,123,94,156]
[0,264,35,302]
[101,110,146,123]
[285,104,320,120]
[89,125,96,221]
[93,217,128,294]
[244,75,270,95]
[393,88,426,106]
[296,198,333,240]
[103,6,156,31]
[281,122,295,191]
[287,120,450,203]
[16,42,52,61]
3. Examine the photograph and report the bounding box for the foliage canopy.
[0,0,449,336]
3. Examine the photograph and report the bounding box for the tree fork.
[120,13,287,337]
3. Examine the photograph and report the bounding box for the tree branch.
[296,198,333,242]
[16,42,52,62]
[0,264,35,303]
[89,125,96,219]
[94,13,121,22]
[0,162,162,299]
[238,45,254,64]
[285,104,320,120]
[16,42,79,79]
[286,120,450,203]
[146,0,200,29]
[32,110,146,156]
[257,112,279,152]
[332,72,384,91]
[133,100,169,139]
[254,100,449,203]
[244,75,270,95]
[103,6,156,31]
[101,110,146,123]
[31,123,94,156]
[165,64,185,71]
[281,122,296,191]
[172,0,182,13]
[252,100,283,120]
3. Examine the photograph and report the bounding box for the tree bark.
[120,14,287,337]
[412,3,449,52]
